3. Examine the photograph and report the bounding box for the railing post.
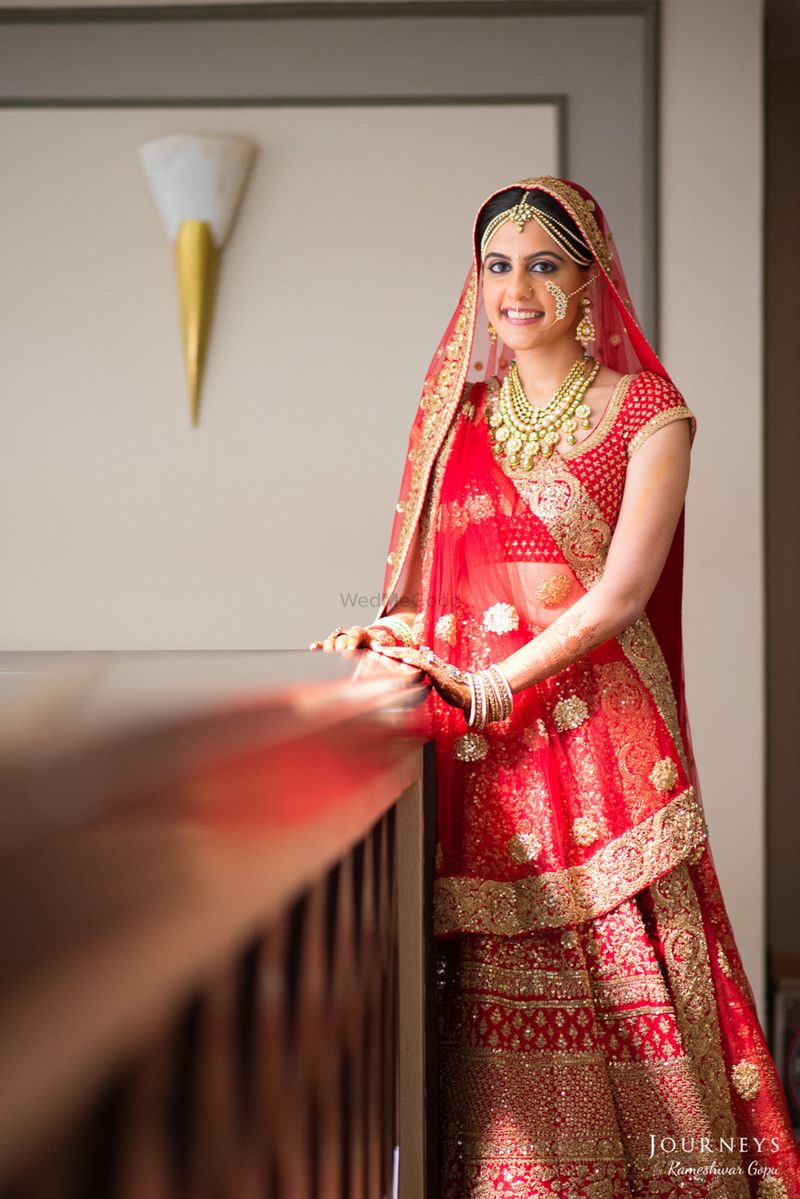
[396,739,437,1199]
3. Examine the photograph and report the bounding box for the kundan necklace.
[486,355,600,469]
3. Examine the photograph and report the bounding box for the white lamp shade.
[138,133,256,246]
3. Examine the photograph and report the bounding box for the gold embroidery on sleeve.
[627,405,696,458]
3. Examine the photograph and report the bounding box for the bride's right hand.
[309,625,380,652]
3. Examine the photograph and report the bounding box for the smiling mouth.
[503,308,545,321]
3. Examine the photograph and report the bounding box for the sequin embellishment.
[717,944,733,978]
[650,757,679,792]
[572,816,604,847]
[507,832,542,864]
[731,1060,760,1100]
[453,733,489,762]
[521,718,549,747]
[756,1180,789,1199]
[435,613,457,645]
[535,573,571,607]
[553,695,589,732]
[482,601,519,634]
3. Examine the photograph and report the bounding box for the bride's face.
[481,216,590,353]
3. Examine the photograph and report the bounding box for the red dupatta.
[376,177,705,935]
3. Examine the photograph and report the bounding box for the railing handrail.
[0,648,433,1188]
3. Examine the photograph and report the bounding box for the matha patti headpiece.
[479,187,595,268]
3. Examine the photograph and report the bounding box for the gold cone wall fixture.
[139,134,256,427]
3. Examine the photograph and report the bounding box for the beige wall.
[0,104,557,650]
[662,0,765,1015]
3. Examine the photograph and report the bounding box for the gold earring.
[575,296,596,350]
[488,322,498,343]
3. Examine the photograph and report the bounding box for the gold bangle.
[473,672,487,730]
[484,671,506,723]
[379,616,415,646]
[488,664,514,719]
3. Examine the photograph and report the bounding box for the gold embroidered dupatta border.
[433,785,707,936]
[650,863,749,1192]
[378,274,478,618]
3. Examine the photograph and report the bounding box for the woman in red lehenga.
[311,176,800,1197]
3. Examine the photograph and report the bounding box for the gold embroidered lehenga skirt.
[435,845,799,1199]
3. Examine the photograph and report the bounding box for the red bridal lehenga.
[375,177,800,1198]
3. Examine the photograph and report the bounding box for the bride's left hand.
[370,644,470,711]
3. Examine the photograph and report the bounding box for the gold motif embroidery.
[436,885,747,1197]
[442,490,496,537]
[435,841,443,871]
[466,492,495,522]
[490,439,690,774]
[649,757,679,792]
[488,451,612,587]
[411,611,425,644]
[553,694,589,732]
[717,943,733,978]
[453,733,489,762]
[618,616,689,772]
[419,416,462,620]
[434,786,707,935]
[507,831,542,864]
[627,405,696,457]
[687,843,705,864]
[521,718,549,747]
[571,815,604,847]
[482,601,519,634]
[535,572,571,606]
[649,865,748,1191]
[435,613,457,645]
[756,1181,789,1199]
[731,1059,761,1100]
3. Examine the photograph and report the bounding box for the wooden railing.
[0,649,437,1199]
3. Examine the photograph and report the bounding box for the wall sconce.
[139,134,256,427]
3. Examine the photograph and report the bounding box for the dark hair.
[476,187,591,270]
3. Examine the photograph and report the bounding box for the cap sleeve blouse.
[619,371,697,458]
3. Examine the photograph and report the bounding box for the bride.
[311,176,799,1198]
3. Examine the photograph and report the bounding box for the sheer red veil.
[377,176,698,798]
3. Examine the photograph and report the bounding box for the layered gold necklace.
[486,356,600,469]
